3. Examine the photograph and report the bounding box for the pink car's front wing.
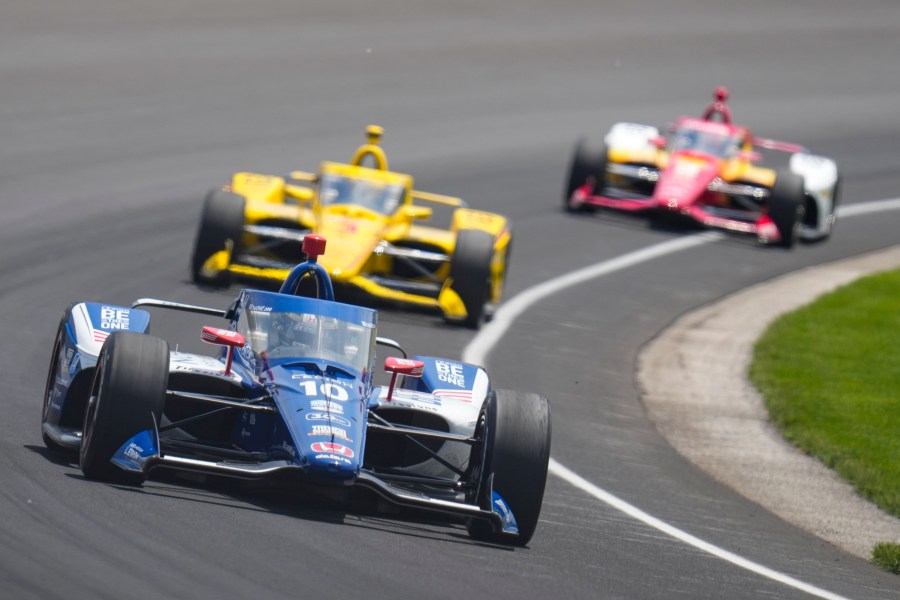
[568,184,782,244]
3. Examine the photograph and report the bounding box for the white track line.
[837,197,900,217]
[463,198,900,598]
[464,232,721,366]
[551,460,851,600]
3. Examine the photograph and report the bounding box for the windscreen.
[237,305,375,374]
[671,126,741,159]
[319,173,404,215]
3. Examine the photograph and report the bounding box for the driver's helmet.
[379,187,401,214]
[321,176,350,205]
[273,312,318,350]
[676,128,698,150]
[355,183,383,211]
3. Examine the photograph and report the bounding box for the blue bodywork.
[110,287,377,484]
[46,252,524,541]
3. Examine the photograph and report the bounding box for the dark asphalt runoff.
[1,2,899,599]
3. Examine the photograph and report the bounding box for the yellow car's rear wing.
[288,170,317,183]
[411,190,466,208]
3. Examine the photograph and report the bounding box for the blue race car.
[41,235,551,546]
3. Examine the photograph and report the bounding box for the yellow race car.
[190,126,512,327]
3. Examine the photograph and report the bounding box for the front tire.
[80,332,168,485]
[41,316,69,452]
[466,389,552,546]
[563,138,607,213]
[768,170,805,248]
[448,229,495,328]
[190,189,245,287]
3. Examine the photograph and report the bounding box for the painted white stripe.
[463,197,900,597]
[836,197,900,217]
[550,459,851,600]
[464,232,721,366]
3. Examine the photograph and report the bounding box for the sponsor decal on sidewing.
[99,306,130,331]
[435,360,466,387]
[390,389,441,407]
[432,389,474,403]
[170,352,243,382]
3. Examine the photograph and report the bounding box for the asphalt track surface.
[1,2,899,598]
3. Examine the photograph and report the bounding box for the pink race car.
[563,88,840,247]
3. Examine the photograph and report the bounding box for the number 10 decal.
[297,380,349,402]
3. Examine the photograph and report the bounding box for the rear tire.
[768,170,805,248]
[466,389,552,546]
[190,189,245,287]
[448,229,494,328]
[80,332,168,485]
[563,138,607,213]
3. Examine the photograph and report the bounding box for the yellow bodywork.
[199,125,511,322]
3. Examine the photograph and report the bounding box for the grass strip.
[749,267,899,571]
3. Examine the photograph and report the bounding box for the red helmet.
[702,87,732,123]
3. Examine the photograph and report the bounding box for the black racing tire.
[466,389,552,546]
[190,189,245,287]
[563,138,607,213]
[41,316,70,452]
[448,229,495,328]
[768,170,806,248]
[80,332,168,485]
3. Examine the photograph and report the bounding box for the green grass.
[872,542,900,575]
[749,267,900,572]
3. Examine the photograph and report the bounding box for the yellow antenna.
[351,125,389,170]
[366,125,384,144]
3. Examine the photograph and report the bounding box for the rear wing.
[411,189,467,208]
[288,170,317,182]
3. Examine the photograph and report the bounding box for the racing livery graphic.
[563,88,840,247]
[191,126,512,327]
[43,236,551,546]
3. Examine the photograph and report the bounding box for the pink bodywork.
[569,115,800,244]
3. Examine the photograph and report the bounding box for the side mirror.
[402,204,433,221]
[384,357,425,402]
[650,135,667,150]
[201,326,246,376]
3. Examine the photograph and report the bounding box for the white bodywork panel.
[790,152,840,239]
[169,351,246,384]
[605,122,661,150]
[790,153,838,194]
[370,369,488,480]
